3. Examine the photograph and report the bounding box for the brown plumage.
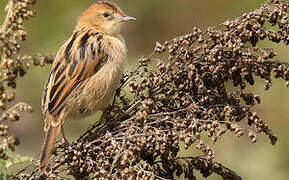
[40,1,135,172]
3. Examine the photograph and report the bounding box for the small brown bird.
[40,1,135,172]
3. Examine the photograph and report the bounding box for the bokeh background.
[1,0,289,179]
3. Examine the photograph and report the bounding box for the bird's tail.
[39,124,61,172]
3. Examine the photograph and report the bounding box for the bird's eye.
[103,12,110,18]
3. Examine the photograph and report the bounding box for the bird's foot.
[61,137,70,147]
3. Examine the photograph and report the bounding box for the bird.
[39,1,135,172]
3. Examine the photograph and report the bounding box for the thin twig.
[1,0,13,33]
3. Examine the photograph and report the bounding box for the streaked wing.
[42,30,108,116]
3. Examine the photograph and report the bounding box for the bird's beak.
[119,15,136,22]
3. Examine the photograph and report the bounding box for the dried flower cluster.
[12,0,289,179]
[0,0,52,165]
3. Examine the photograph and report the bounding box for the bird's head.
[78,1,136,35]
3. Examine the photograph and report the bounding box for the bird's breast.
[68,34,128,117]
[104,34,127,65]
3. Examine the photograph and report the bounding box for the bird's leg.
[100,109,108,122]
[61,126,70,147]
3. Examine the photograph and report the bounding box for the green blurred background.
[1,0,289,179]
